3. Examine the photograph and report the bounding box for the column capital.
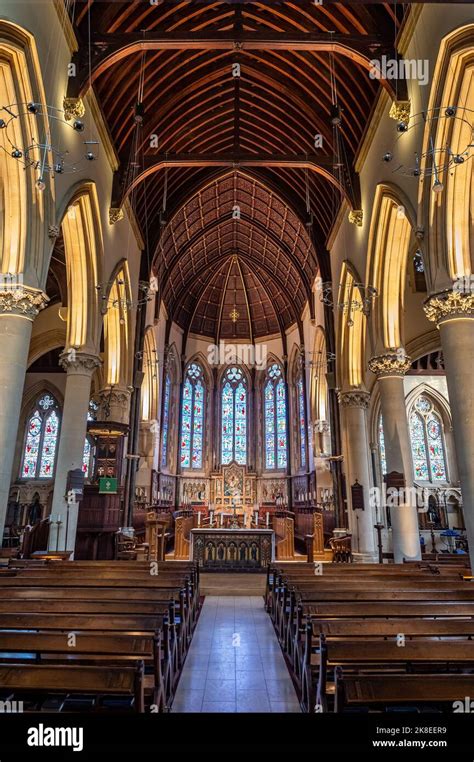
[0,285,48,320]
[59,350,102,375]
[424,287,474,325]
[368,351,411,378]
[96,386,132,424]
[338,390,370,409]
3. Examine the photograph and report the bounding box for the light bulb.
[36,178,46,191]
[432,180,444,194]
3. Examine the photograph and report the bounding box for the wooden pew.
[316,637,474,712]
[0,561,201,711]
[0,631,165,712]
[335,671,474,713]
[0,662,145,712]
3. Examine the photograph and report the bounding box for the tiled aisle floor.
[171,596,301,713]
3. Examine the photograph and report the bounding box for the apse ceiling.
[68,1,410,342]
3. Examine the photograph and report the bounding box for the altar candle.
[197,511,201,527]
[266,512,269,527]
[220,512,224,527]
[256,511,259,525]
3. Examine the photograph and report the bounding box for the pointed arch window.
[264,364,287,470]
[21,394,61,479]
[409,396,448,483]
[296,369,307,469]
[161,373,171,469]
[180,363,205,469]
[378,414,387,477]
[81,400,98,480]
[221,367,247,466]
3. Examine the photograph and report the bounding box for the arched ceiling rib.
[69,1,410,338]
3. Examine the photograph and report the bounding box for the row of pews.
[0,559,200,712]
[266,558,474,713]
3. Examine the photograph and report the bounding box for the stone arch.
[141,327,158,422]
[366,184,416,351]
[55,182,104,354]
[337,261,367,390]
[103,259,133,390]
[310,325,329,425]
[0,19,53,284]
[418,23,474,291]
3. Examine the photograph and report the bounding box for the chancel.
[0,0,472,730]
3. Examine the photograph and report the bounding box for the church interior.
[0,0,473,733]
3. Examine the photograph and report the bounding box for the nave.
[171,596,300,714]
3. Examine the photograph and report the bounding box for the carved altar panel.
[224,464,244,496]
[211,464,255,509]
[191,528,273,570]
[260,478,287,504]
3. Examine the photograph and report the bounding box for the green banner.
[99,477,118,494]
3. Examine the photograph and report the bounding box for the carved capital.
[348,209,363,227]
[48,225,60,240]
[368,351,411,378]
[63,97,85,122]
[338,390,370,409]
[59,350,101,375]
[96,386,132,424]
[389,99,411,125]
[0,285,48,320]
[424,288,474,325]
[109,207,124,225]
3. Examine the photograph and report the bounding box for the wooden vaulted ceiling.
[69,1,409,341]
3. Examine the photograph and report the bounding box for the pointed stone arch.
[418,23,474,290]
[0,19,53,284]
[56,182,103,354]
[103,259,133,390]
[366,184,416,351]
[337,261,367,390]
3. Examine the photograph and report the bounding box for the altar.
[190,528,274,571]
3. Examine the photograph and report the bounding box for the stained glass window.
[21,394,61,479]
[221,367,247,465]
[409,395,448,483]
[297,374,306,469]
[378,414,387,476]
[180,363,205,469]
[264,364,288,470]
[161,373,171,469]
[82,438,92,478]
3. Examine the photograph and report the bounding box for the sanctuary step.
[200,573,267,597]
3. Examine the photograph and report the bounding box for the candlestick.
[266,512,269,527]
[197,511,201,527]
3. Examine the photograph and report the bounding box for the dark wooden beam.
[67,31,405,102]
[111,153,359,211]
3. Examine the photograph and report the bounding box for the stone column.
[0,286,48,541]
[368,352,422,562]
[338,390,377,562]
[96,387,132,425]
[424,289,474,570]
[49,352,101,553]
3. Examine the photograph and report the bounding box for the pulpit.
[75,422,127,559]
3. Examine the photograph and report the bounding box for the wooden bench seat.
[0,630,166,711]
[335,671,474,712]
[308,634,474,712]
[0,662,145,712]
